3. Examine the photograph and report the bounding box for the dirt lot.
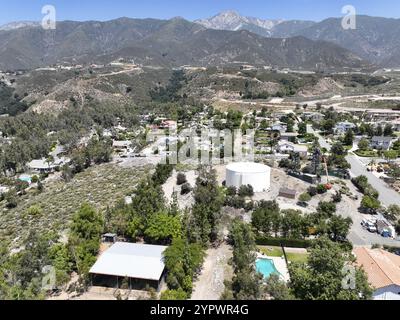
[191,244,233,300]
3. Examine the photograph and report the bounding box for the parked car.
[297,201,309,208]
[361,219,377,233]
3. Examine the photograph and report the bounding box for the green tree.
[289,237,372,300]
[191,166,224,244]
[160,289,188,300]
[343,129,354,146]
[163,238,205,295]
[384,150,397,163]
[384,124,393,137]
[327,216,353,241]
[317,201,337,218]
[361,195,381,214]
[386,204,400,221]
[226,220,264,300]
[144,212,182,245]
[358,138,370,151]
[69,204,103,277]
[251,200,281,235]
[281,209,303,239]
[265,274,294,300]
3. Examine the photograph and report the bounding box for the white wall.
[373,285,400,300]
[226,169,270,192]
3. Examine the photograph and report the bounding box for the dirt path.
[191,244,233,300]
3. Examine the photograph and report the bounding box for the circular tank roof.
[226,162,270,174]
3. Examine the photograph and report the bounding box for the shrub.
[299,193,312,202]
[226,186,237,196]
[332,191,342,203]
[31,175,39,184]
[255,236,313,248]
[181,183,192,195]
[317,184,328,194]
[176,173,187,186]
[161,289,188,300]
[317,201,337,218]
[307,186,318,197]
[26,205,42,216]
[238,184,254,197]
[352,176,379,199]
[5,190,18,209]
[225,196,246,209]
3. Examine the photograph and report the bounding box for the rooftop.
[89,242,168,281]
[371,136,394,142]
[353,247,400,289]
[226,162,270,174]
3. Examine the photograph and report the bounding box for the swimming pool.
[19,176,32,184]
[256,258,281,279]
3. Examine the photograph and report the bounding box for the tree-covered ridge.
[0,83,29,116]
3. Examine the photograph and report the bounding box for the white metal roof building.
[226,162,271,192]
[89,242,168,290]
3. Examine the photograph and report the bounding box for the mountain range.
[2,11,400,71]
[196,11,400,67]
[0,17,368,71]
[196,11,315,38]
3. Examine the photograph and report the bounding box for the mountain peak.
[195,11,284,35]
[218,10,241,18]
[0,21,40,31]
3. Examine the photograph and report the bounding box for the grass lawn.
[258,246,284,257]
[354,149,379,157]
[285,252,309,263]
[258,246,309,263]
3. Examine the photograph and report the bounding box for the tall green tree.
[191,166,224,244]
[225,220,264,300]
[289,237,372,300]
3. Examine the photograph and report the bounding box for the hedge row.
[255,236,313,248]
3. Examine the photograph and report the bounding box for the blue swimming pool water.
[256,258,281,279]
[19,176,32,184]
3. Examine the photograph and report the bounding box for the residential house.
[27,157,70,174]
[280,132,298,142]
[334,122,356,135]
[354,247,400,300]
[277,141,308,158]
[370,136,394,151]
[269,122,287,133]
[303,112,324,123]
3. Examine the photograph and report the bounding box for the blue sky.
[1,0,399,25]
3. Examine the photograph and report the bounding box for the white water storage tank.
[226,162,271,193]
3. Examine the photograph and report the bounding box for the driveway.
[191,244,233,300]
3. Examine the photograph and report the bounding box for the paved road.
[307,125,331,151]
[338,185,400,246]
[310,126,400,207]
[313,132,400,246]
[346,154,400,207]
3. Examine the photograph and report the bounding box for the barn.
[89,242,168,291]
